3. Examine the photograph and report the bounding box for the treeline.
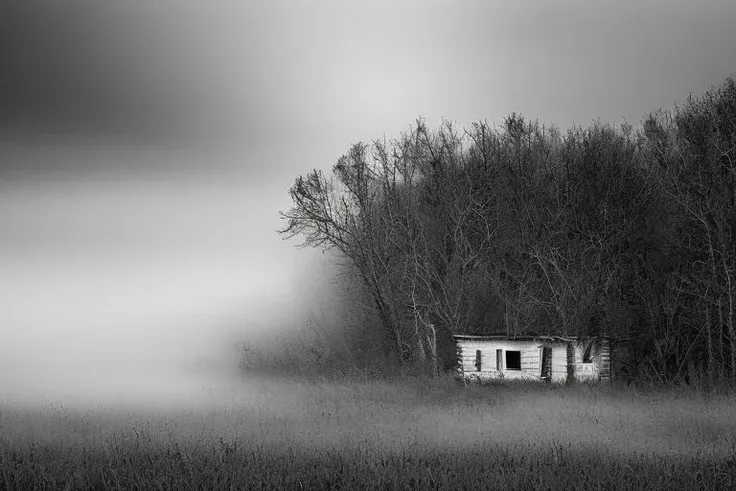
[280,77,736,383]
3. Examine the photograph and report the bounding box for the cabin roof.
[452,334,610,343]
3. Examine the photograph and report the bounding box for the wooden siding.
[549,344,568,384]
[455,336,612,384]
[521,348,539,372]
[456,339,569,383]
[572,362,599,382]
[598,338,611,383]
[569,341,597,382]
[570,339,612,383]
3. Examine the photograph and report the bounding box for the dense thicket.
[280,77,736,383]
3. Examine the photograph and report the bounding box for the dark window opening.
[541,347,552,381]
[506,350,521,370]
[475,350,482,371]
[582,340,595,363]
[496,349,502,371]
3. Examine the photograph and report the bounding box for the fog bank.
[0,146,328,408]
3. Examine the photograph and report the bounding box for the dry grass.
[1,375,735,489]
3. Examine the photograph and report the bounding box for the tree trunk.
[413,318,427,369]
[372,294,404,366]
[723,253,736,380]
[707,232,727,373]
[705,300,715,376]
[425,323,438,377]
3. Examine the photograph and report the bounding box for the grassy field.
[1,374,735,490]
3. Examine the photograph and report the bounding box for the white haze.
[1,0,734,409]
[0,146,328,409]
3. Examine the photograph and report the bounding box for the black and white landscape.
[1,2,735,489]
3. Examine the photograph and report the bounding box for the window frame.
[505,350,522,371]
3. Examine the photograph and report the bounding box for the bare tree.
[279,78,736,382]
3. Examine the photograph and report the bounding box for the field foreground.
[1,375,735,490]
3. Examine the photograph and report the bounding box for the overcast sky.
[1,1,734,406]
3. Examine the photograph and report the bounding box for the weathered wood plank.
[457,337,613,385]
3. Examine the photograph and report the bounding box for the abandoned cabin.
[454,335,612,384]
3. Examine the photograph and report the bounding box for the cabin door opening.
[541,347,552,382]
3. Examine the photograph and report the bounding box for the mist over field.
[2,2,736,488]
[0,149,330,408]
[1,0,735,413]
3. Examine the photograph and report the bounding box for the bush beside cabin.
[454,335,611,384]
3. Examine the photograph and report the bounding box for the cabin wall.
[598,338,611,383]
[456,340,568,383]
[570,340,612,383]
[456,337,612,384]
[571,343,599,382]
[549,344,568,384]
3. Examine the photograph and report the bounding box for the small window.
[506,350,521,370]
[496,349,502,371]
[475,350,482,371]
